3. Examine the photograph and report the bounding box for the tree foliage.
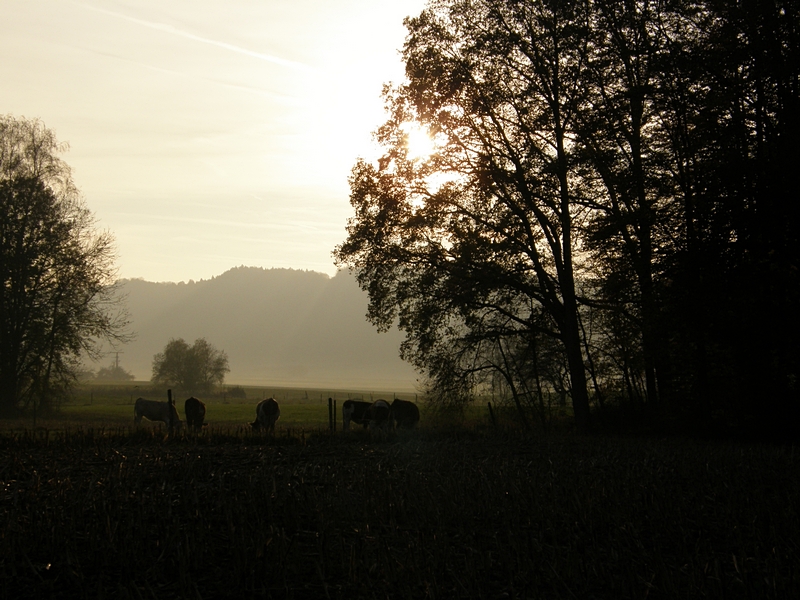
[151,338,229,393]
[0,115,129,414]
[335,0,800,433]
[95,363,135,382]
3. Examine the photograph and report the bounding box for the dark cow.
[342,399,372,431]
[134,397,182,430]
[364,399,392,431]
[390,399,420,429]
[184,396,206,431]
[251,398,280,433]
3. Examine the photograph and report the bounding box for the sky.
[0,0,427,282]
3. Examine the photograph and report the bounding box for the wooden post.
[328,397,333,432]
[488,401,496,427]
[168,389,174,436]
[333,399,337,433]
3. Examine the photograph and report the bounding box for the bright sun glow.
[403,123,436,160]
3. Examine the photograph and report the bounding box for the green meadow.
[0,381,451,433]
[60,401,334,429]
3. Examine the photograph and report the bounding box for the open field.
[1,413,798,599]
[0,382,487,433]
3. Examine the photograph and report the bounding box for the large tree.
[663,0,800,425]
[151,338,230,393]
[336,0,595,429]
[0,115,128,414]
[337,0,800,433]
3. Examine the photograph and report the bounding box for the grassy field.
[2,427,798,599]
[60,402,336,429]
[0,381,484,433]
[1,385,797,599]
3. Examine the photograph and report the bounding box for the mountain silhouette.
[106,267,418,391]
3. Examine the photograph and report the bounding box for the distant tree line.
[335,0,800,434]
[94,362,135,382]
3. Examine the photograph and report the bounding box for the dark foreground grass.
[1,428,798,599]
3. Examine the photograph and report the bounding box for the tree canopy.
[151,338,230,393]
[0,115,129,414]
[95,363,135,382]
[335,0,800,434]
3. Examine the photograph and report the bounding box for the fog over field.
[103,267,418,390]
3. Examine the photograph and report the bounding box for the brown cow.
[390,399,420,429]
[134,397,182,430]
[184,397,206,431]
[251,398,280,433]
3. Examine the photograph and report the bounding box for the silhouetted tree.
[660,0,800,428]
[151,337,229,393]
[0,115,129,414]
[336,0,595,430]
[336,0,800,435]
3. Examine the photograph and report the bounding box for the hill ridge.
[103,267,417,391]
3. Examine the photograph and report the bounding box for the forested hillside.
[103,267,417,390]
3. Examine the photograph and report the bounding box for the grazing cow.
[184,396,206,431]
[342,399,372,431]
[364,399,392,431]
[251,398,280,433]
[390,399,420,429]
[134,397,182,430]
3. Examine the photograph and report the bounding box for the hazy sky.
[1,0,426,282]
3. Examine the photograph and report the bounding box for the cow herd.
[342,398,420,431]
[133,396,419,433]
[134,396,207,431]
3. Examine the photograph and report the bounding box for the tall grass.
[1,426,797,599]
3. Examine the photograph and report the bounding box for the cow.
[364,399,392,431]
[390,399,420,429]
[134,397,182,430]
[184,396,206,431]
[251,398,280,433]
[342,399,372,431]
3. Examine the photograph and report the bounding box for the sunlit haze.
[0,0,427,282]
[403,122,437,161]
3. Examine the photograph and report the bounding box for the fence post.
[333,399,337,433]
[328,397,333,432]
[168,389,174,436]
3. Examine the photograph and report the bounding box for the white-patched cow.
[134,397,182,430]
[364,399,392,431]
[184,396,206,431]
[251,398,280,433]
[390,399,420,429]
[342,399,372,431]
